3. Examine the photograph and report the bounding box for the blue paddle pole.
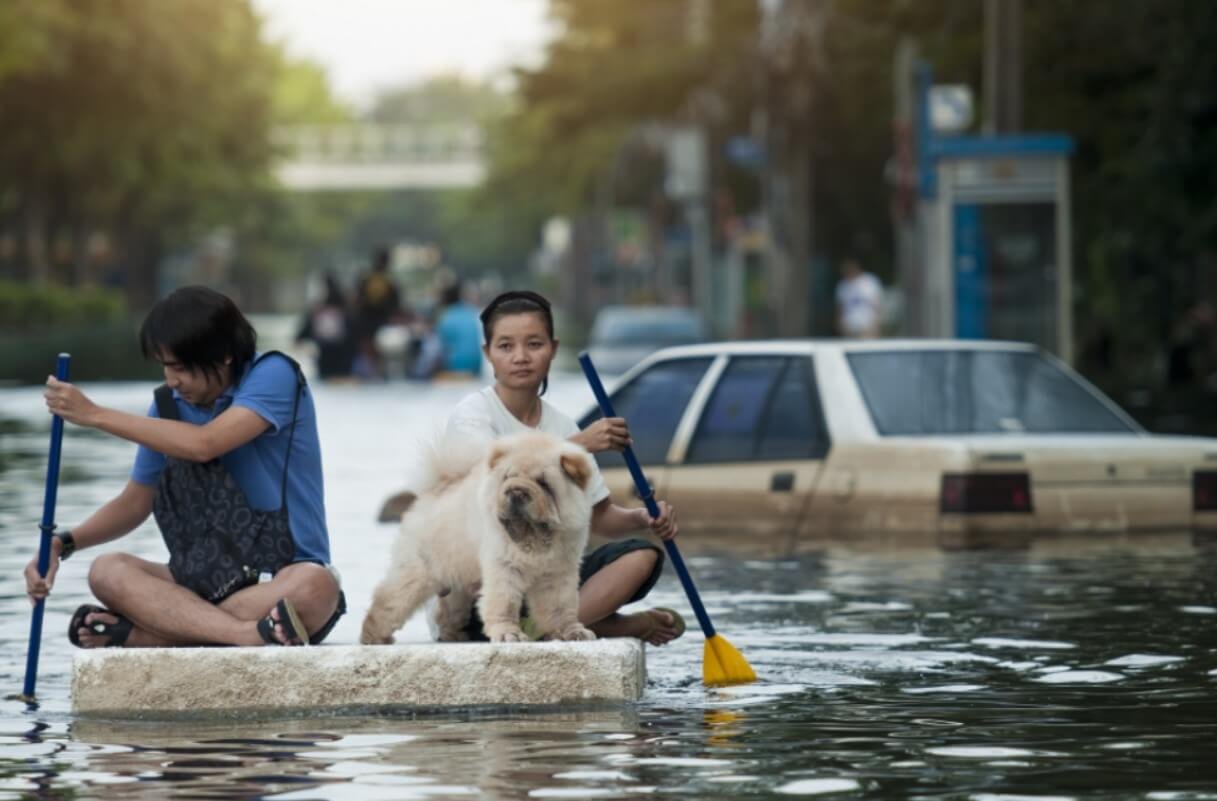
[21,353,71,702]
[578,352,755,684]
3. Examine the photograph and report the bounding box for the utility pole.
[683,0,715,321]
[891,36,921,336]
[757,0,824,338]
[983,0,1022,133]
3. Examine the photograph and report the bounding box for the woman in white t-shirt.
[444,290,685,646]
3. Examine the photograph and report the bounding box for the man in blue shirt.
[24,287,344,648]
[434,281,484,376]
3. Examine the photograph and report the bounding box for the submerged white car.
[579,339,1217,549]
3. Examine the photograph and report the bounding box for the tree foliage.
[369,73,506,125]
[0,0,278,305]
[482,0,757,214]
[271,54,355,126]
[480,0,1217,410]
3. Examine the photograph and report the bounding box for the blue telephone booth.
[910,68,1075,361]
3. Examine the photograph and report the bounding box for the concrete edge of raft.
[71,639,646,719]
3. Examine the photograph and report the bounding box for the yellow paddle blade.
[703,633,757,686]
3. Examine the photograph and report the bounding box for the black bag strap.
[150,351,305,509]
[154,384,178,420]
[252,350,305,511]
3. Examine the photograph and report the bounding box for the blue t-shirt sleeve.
[130,400,167,486]
[231,356,299,433]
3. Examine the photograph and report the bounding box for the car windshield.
[590,310,705,346]
[847,349,1137,435]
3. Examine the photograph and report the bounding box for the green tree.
[369,73,506,125]
[469,0,760,309]
[484,1,757,212]
[271,53,354,126]
[1019,2,1217,380]
[228,51,371,306]
[0,0,277,307]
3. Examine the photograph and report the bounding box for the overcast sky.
[252,0,552,107]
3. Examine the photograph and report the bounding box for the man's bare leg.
[578,549,680,646]
[80,553,339,648]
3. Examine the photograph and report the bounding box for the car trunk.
[967,436,1206,532]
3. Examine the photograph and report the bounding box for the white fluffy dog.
[361,431,597,644]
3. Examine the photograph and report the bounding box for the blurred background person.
[352,247,402,380]
[406,301,444,382]
[1168,300,1215,388]
[296,273,354,381]
[835,257,884,339]
[434,280,483,378]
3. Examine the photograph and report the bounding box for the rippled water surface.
[2,374,1216,800]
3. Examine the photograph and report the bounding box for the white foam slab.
[72,640,645,718]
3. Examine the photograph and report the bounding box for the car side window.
[579,357,713,466]
[847,350,1135,435]
[684,356,826,464]
[757,357,830,460]
[685,357,783,463]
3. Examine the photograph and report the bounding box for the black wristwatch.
[55,530,76,561]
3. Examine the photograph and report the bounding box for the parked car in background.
[580,339,1217,551]
[585,305,709,376]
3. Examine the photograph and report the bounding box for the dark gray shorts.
[578,538,666,603]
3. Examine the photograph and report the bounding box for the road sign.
[929,85,974,133]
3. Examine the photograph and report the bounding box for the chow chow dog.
[360,431,597,644]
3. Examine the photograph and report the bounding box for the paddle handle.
[577,352,717,639]
[23,353,70,700]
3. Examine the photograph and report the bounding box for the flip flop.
[256,598,308,646]
[68,604,133,648]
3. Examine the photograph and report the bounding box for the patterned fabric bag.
[151,352,303,603]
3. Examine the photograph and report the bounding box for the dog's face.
[487,434,593,551]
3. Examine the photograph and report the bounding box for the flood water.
[1,373,1216,800]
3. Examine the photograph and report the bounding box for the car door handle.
[771,471,795,492]
[631,477,652,499]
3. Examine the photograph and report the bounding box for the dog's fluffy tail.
[407,433,488,496]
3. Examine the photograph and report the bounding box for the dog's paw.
[557,623,597,642]
[361,632,395,645]
[360,618,395,645]
[486,625,530,643]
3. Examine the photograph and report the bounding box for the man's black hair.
[479,290,555,396]
[139,286,257,382]
[440,281,464,308]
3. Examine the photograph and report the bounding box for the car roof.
[593,305,705,319]
[641,338,1040,360]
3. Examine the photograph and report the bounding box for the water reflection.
[1,378,1216,799]
[60,713,660,800]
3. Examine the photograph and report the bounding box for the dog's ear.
[560,451,592,490]
[488,442,510,470]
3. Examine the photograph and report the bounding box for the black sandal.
[68,604,133,648]
[256,599,308,646]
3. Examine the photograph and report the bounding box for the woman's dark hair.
[479,290,555,396]
[139,286,257,382]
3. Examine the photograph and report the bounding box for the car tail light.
[1194,471,1217,511]
[941,473,1033,514]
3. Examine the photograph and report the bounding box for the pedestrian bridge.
[274,124,485,191]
